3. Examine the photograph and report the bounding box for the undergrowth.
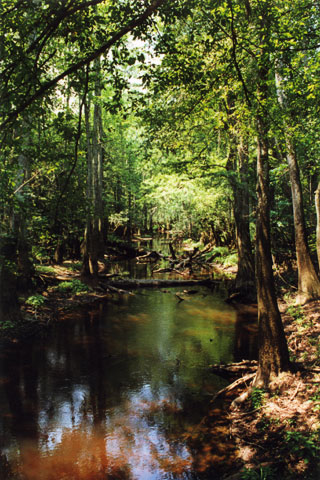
[54,279,90,294]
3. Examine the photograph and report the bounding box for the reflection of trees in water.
[233,306,258,362]
[3,341,40,442]
[17,430,133,480]
[0,453,14,479]
[0,290,240,479]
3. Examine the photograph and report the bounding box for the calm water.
[0,282,257,479]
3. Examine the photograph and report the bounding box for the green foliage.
[286,305,305,324]
[63,262,82,272]
[55,279,90,294]
[241,466,277,480]
[0,320,15,331]
[25,295,46,308]
[285,430,320,461]
[206,247,238,267]
[250,388,266,409]
[35,265,56,274]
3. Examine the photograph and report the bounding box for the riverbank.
[1,260,319,479]
[218,297,320,480]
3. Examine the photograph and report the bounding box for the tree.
[82,59,105,276]
[145,0,292,384]
[315,182,320,272]
[275,66,320,303]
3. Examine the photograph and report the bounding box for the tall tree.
[275,67,320,303]
[82,59,105,276]
[315,182,320,272]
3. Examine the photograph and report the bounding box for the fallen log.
[104,278,215,289]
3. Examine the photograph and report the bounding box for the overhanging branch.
[1,0,167,131]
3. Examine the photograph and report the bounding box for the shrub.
[55,279,89,294]
[26,294,46,307]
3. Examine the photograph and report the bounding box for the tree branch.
[1,0,167,131]
[53,65,90,228]
[227,0,252,107]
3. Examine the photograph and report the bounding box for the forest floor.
[213,296,320,480]
[2,259,320,479]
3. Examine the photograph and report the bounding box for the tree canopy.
[1,0,320,387]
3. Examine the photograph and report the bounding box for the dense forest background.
[1,0,320,384]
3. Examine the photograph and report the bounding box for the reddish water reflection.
[0,287,256,479]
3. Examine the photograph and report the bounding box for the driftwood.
[136,251,163,262]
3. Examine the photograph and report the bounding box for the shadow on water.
[0,264,257,479]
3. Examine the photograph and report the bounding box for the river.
[0,245,257,479]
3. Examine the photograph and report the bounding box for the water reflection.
[0,287,256,479]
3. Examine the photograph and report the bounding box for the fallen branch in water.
[106,285,134,295]
[210,360,258,378]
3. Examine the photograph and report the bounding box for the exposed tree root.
[211,373,256,404]
[210,360,258,378]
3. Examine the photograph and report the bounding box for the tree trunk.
[286,142,320,302]
[275,68,320,303]
[11,148,34,289]
[82,59,105,276]
[254,116,290,387]
[315,182,320,272]
[227,135,255,302]
[254,45,290,385]
[234,137,255,300]
[0,235,22,323]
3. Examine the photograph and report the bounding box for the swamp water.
[0,264,257,479]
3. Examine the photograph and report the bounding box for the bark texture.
[254,121,290,386]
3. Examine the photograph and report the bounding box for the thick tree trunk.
[315,182,320,272]
[254,114,290,386]
[275,68,320,302]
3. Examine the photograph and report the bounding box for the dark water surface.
[0,281,257,479]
